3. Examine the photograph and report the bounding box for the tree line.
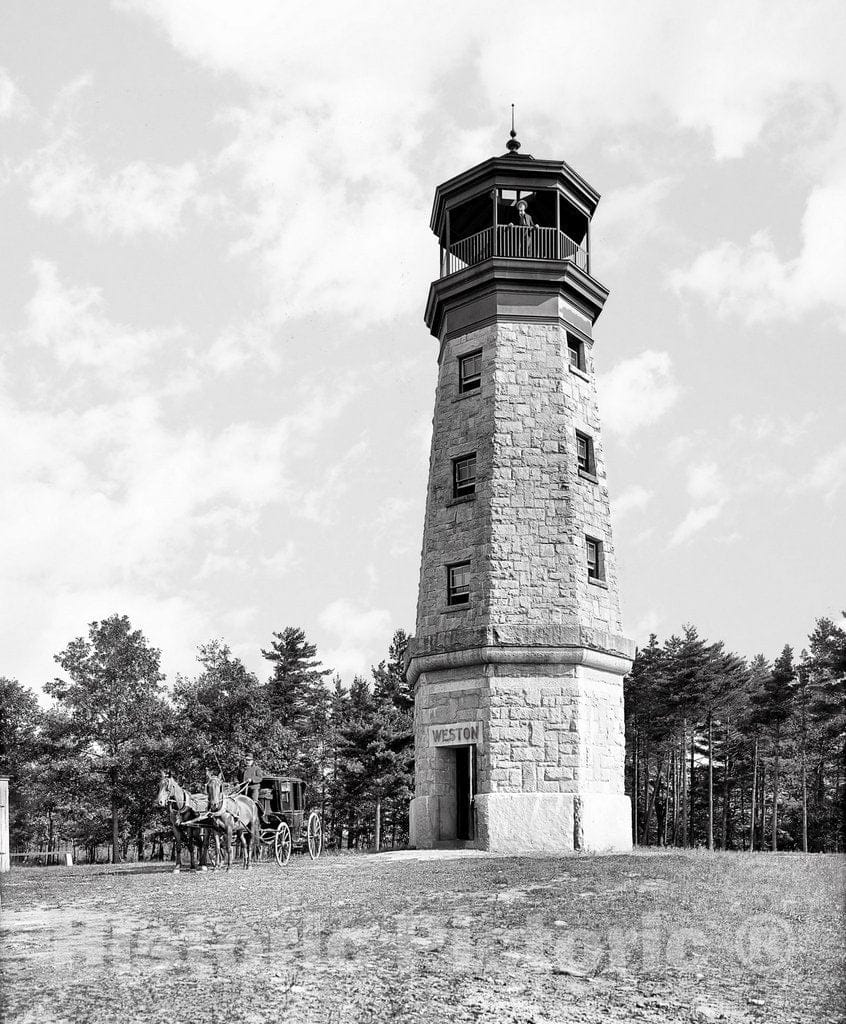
[625,615,845,852]
[2,608,843,860]
[1,615,413,861]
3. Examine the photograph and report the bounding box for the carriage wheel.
[274,821,292,867]
[307,812,323,860]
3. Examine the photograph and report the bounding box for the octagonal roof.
[429,151,601,237]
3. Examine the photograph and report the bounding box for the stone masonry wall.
[414,325,496,644]
[486,666,625,796]
[488,319,623,637]
[414,314,624,651]
[414,664,625,806]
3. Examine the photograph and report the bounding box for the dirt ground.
[1,849,844,1023]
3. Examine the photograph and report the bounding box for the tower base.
[410,792,631,854]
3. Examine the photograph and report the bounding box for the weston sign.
[428,722,481,746]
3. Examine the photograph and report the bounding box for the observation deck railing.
[443,225,588,277]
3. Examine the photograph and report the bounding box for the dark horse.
[206,772,261,871]
[155,772,210,873]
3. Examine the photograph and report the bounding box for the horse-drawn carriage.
[253,776,323,865]
[156,770,323,871]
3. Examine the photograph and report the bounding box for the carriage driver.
[240,753,262,804]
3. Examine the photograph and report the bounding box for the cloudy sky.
[1,1,844,694]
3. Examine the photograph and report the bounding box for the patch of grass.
[1,850,843,1023]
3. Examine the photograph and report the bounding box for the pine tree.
[371,630,413,847]
[794,657,811,852]
[261,626,332,784]
[336,676,379,847]
[624,635,665,844]
[325,676,349,845]
[663,626,717,847]
[754,646,795,851]
[805,615,846,848]
[739,654,771,851]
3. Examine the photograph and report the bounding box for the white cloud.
[472,1,846,160]
[0,394,292,586]
[612,485,653,520]
[2,585,213,692]
[30,153,199,239]
[686,462,725,503]
[669,461,730,545]
[728,413,816,446]
[121,0,846,329]
[24,259,175,382]
[670,502,727,546]
[592,178,676,268]
[214,97,433,326]
[261,541,300,577]
[318,598,392,679]
[0,66,28,120]
[119,2,471,326]
[670,178,846,327]
[21,76,199,238]
[803,443,846,501]
[0,258,371,689]
[373,497,413,533]
[598,350,681,437]
[296,439,371,525]
[631,610,665,643]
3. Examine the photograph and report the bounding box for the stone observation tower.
[407,128,635,853]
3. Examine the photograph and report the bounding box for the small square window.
[452,453,477,498]
[447,562,471,606]
[567,334,586,373]
[575,431,596,477]
[585,536,605,582]
[458,350,482,393]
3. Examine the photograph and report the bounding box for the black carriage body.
[255,775,323,864]
[256,776,307,836]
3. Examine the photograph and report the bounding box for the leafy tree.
[0,678,43,845]
[46,614,165,861]
[171,641,264,781]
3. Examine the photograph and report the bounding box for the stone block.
[475,793,576,853]
[409,795,439,849]
[574,793,632,852]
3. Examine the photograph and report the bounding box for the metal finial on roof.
[506,103,521,154]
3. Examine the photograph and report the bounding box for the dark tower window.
[458,350,482,393]
[576,431,596,478]
[447,562,471,605]
[585,536,605,582]
[567,334,586,373]
[452,453,477,498]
